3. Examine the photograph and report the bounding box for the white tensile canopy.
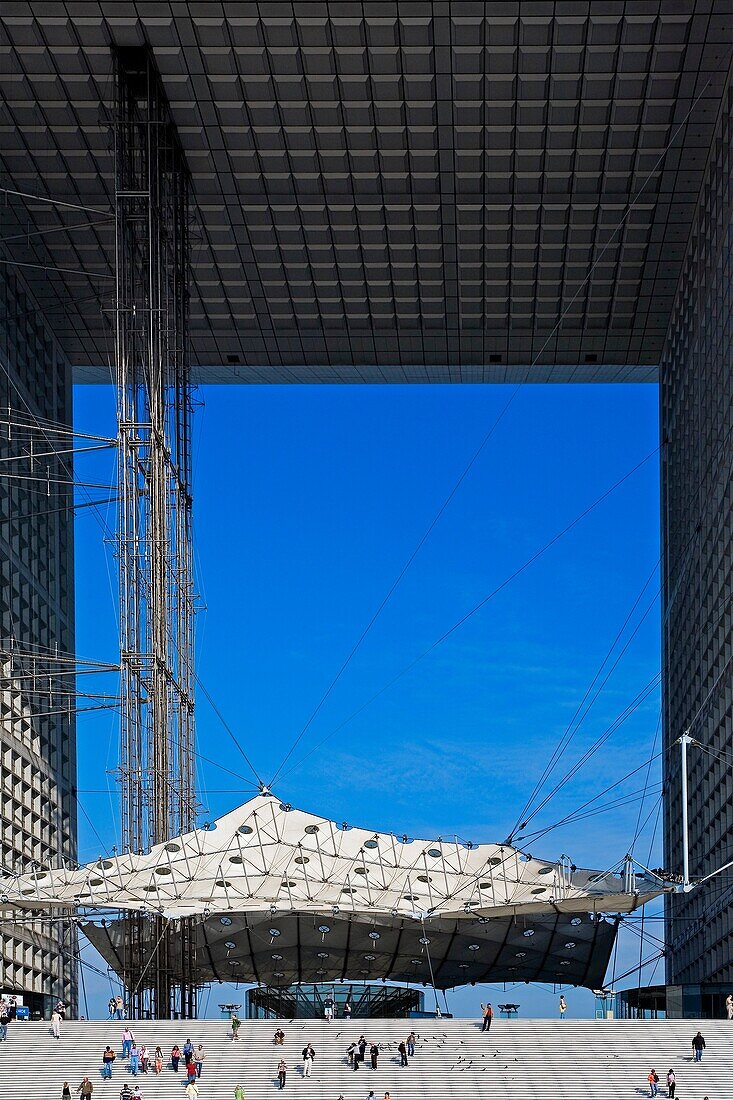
[2,793,665,921]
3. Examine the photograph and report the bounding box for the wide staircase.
[0,1017,728,1100]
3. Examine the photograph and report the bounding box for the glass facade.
[247,982,425,1020]
[0,269,77,1015]
[662,74,733,985]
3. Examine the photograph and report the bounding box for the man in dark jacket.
[102,1047,116,1079]
[692,1031,706,1061]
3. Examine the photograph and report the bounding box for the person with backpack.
[647,1068,659,1097]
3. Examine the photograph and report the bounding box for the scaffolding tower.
[113,46,197,1019]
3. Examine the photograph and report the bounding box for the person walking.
[398,1040,408,1067]
[61,1083,72,1100]
[51,1008,62,1039]
[0,999,9,1041]
[76,1078,94,1098]
[122,1028,134,1059]
[185,1082,199,1099]
[406,1032,416,1057]
[343,1000,352,1021]
[115,996,124,1020]
[153,1046,163,1074]
[692,1031,706,1061]
[186,1057,197,1085]
[195,1043,205,1077]
[102,1046,116,1079]
[302,1043,315,1077]
[727,994,733,1020]
[648,1069,659,1097]
[231,1012,241,1041]
[129,1043,139,1076]
[234,1086,246,1100]
[139,1045,149,1074]
[370,1043,379,1070]
[171,1044,182,1072]
[481,1003,493,1032]
[324,996,334,1022]
[277,1059,287,1089]
[119,1086,132,1100]
[559,995,567,1019]
[183,1038,195,1064]
[107,998,116,1020]
[666,1068,676,1098]
[347,1042,357,1068]
[358,1036,367,1064]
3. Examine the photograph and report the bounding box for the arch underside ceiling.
[1,3,729,381]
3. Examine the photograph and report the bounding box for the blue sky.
[72,380,663,1019]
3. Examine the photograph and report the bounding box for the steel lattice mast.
[113,45,197,1018]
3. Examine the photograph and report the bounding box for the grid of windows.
[0,3,730,379]
[662,70,733,985]
[0,268,78,1014]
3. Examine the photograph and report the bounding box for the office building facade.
[662,72,733,988]
[0,268,77,1015]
